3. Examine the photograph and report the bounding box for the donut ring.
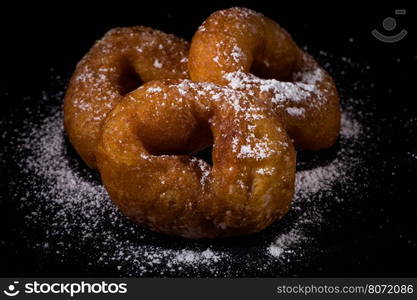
[64,27,189,168]
[188,7,341,150]
[96,80,296,238]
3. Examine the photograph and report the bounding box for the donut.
[64,27,189,168]
[188,7,341,150]
[96,80,296,238]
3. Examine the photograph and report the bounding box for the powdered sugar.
[172,249,222,265]
[230,45,244,63]
[268,228,302,258]
[266,111,364,261]
[237,141,276,160]
[286,107,305,117]
[146,86,162,93]
[224,71,321,105]
[153,59,163,68]
[256,167,275,175]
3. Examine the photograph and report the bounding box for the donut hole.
[117,62,143,95]
[249,57,293,81]
[139,123,213,165]
[250,60,276,80]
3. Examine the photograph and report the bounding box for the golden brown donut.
[64,27,189,168]
[188,7,341,150]
[96,80,296,239]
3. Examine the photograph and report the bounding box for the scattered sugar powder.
[268,229,302,258]
[2,52,376,276]
[153,59,163,68]
[267,112,365,261]
[172,249,222,265]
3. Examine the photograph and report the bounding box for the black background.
[1,1,416,277]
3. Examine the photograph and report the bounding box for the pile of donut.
[64,7,340,239]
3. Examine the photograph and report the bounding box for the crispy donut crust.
[64,27,189,168]
[96,80,296,239]
[189,7,341,150]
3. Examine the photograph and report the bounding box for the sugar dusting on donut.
[223,67,327,118]
[286,107,306,117]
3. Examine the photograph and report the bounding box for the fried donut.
[188,7,341,150]
[96,80,296,238]
[64,27,189,168]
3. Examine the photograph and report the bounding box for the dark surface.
[1,1,416,277]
